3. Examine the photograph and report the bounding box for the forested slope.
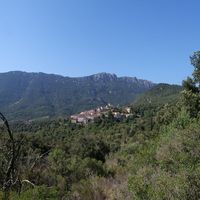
[1,52,200,199]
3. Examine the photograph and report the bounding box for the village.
[70,104,133,124]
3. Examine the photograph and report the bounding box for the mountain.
[0,71,155,120]
[132,83,182,108]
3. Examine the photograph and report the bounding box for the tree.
[182,51,200,117]
[190,51,200,86]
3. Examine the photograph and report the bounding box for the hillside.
[0,71,154,120]
[1,87,199,199]
[132,83,182,107]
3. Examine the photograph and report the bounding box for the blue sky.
[0,0,199,84]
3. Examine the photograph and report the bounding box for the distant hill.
[132,83,182,108]
[0,71,155,120]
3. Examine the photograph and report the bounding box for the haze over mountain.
[0,71,156,120]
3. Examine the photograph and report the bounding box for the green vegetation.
[1,52,200,199]
[133,83,182,108]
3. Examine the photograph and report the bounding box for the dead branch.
[21,180,35,187]
[0,112,19,199]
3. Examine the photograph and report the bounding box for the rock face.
[0,71,155,120]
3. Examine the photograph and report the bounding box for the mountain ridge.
[0,71,156,120]
[2,71,154,81]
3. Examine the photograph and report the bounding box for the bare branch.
[0,112,20,199]
[21,180,35,187]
